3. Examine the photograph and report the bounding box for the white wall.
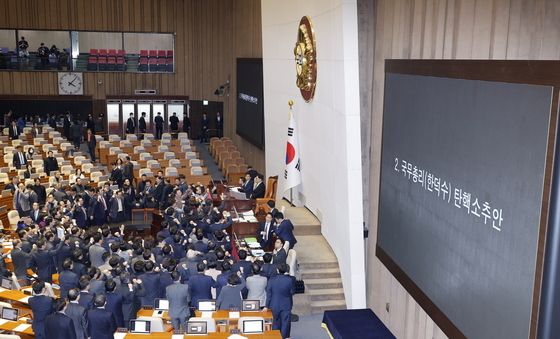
[262,0,365,308]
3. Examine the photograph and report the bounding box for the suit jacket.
[87,308,117,339]
[109,197,124,220]
[13,151,27,169]
[169,115,179,130]
[73,206,88,228]
[155,115,164,128]
[10,247,31,279]
[8,125,19,139]
[45,312,77,339]
[30,243,62,282]
[86,133,96,149]
[31,127,42,138]
[250,182,266,199]
[247,274,268,306]
[29,295,54,339]
[88,244,107,268]
[105,291,124,327]
[139,116,146,132]
[30,208,44,224]
[123,162,134,181]
[166,282,191,318]
[265,274,295,311]
[33,184,47,204]
[126,117,136,133]
[59,269,80,298]
[43,156,59,175]
[272,248,287,266]
[139,271,161,307]
[78,291,95,310]
[188,273,218,308]
[258,221,274,249]
[116,282,145,323]
[216,276,246,310]
[232,260,253,278]
[153,182,165,202]
[241,179,254,198]
[65,302,89,339]
[275,219,297,249]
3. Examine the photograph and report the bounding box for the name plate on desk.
[229,311,240,319]
[201,311,213,318]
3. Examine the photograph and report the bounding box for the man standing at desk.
[264,264,295,339]
[87,295,117,339]
[29,281,54,339]
[166,271,190,331]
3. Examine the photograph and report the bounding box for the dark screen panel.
[377,73,553,339]
[236,58,264,149]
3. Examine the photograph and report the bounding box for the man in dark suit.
[44,298,77,339]
[116,273,145,325]
[264,264,295,339]
[166,270,190,330]
[239,173,254,199]
[183,112,191,136]
[258,212,275,249]
[215,112,223,137]
[30,202,44,224]
[66,289,89,339]
[188,262,218,309]
[63,112,72,140]
[153,176,165,206]
[109,162,123,187]
[200,113,209,143]
[78,277,95,310]
[170,112,179,133]
[86,129,96,162]
[261,253,276,279]
[250,174,266,199]
[29,281,54,339]
[72,197,89,229]
[11,239,31,284]
[29,239,63,283]
[59,259,80,298]
[70,119,83,150]
[123,156,134,183]
[139,260,160,307]
[43,150,59,176]
[87,294,117,339]
[8,120,19,140]
[109,190,126,223]
[4,176,19,193]
[126,113,136,134]
[105,279,124,327]
[139,111,147,135]
[154,111,164,139]
[33,178,47,205]
[12,146,27,169]
[274,212,297,249]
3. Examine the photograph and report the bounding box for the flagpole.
[287,100,295,207]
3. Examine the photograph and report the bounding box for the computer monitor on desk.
[242,319,264,334]
[186,321,208,335]
[154,298,169,311]
[1,278,12,290]
[242,300,260,311]
[198,300,216,311]
[1,307,18,321]
[129,319,151,334]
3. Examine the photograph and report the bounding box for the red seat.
[158,50,166,58]
[99,49,108,56]
[89,49,98,56]
[117,49,126,57]
[140,50,148,57]
[149,50,157,58]
[139,57,148,65]
[116,57,125,64]
[87,56,97,63]
[166,57,173,64]
[108,49,117,56]
[167,50,173,57]
[97,56,107,64]
[107,56,116,63]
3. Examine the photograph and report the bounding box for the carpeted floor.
[197,140,225,180]
[291,313,331,339]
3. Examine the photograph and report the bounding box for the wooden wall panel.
[362,0,560,338]
[0,0,265,174]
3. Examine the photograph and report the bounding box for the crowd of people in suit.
[0,114,298,339]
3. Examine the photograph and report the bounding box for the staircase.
[299,260,346,314]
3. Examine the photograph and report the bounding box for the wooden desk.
[137,308,170,320]
[0,318,34,338]
[120,330,282,338]
[193,310,273,321]
[0,289,31,305]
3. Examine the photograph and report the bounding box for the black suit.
[8,125,19,139]
[87,308,117,339]
[45,312,77,339]
[29,295,54,339]
[258,221,275,249]
[10,247,31,280]
[170,115,179,131]
[13,151,27,169]
[33,184,47,204]
[86,133,96,162]
[126,117,136,134]
[44,156,59,176]
[123,162,134,181]
[154,115,164,139]
[139,116,147,133]
[250,182,266,199]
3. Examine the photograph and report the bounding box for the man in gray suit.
[246,263,268,307]
[88,233,107,268]
[165,271,190,331]
[14,183,31,217]
[65,289,89,339]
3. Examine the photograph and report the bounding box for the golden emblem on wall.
[294,16,317,102]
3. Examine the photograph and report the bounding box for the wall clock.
[58,72,84,95]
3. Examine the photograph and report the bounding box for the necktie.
[19,153,24,165]
[264,223,270,241]
[13,127,17,136]
[100,197,107,210]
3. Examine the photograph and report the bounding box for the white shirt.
[117,198,123,212]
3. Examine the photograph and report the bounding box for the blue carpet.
[197,140,224,180]
[291,314,331,339]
